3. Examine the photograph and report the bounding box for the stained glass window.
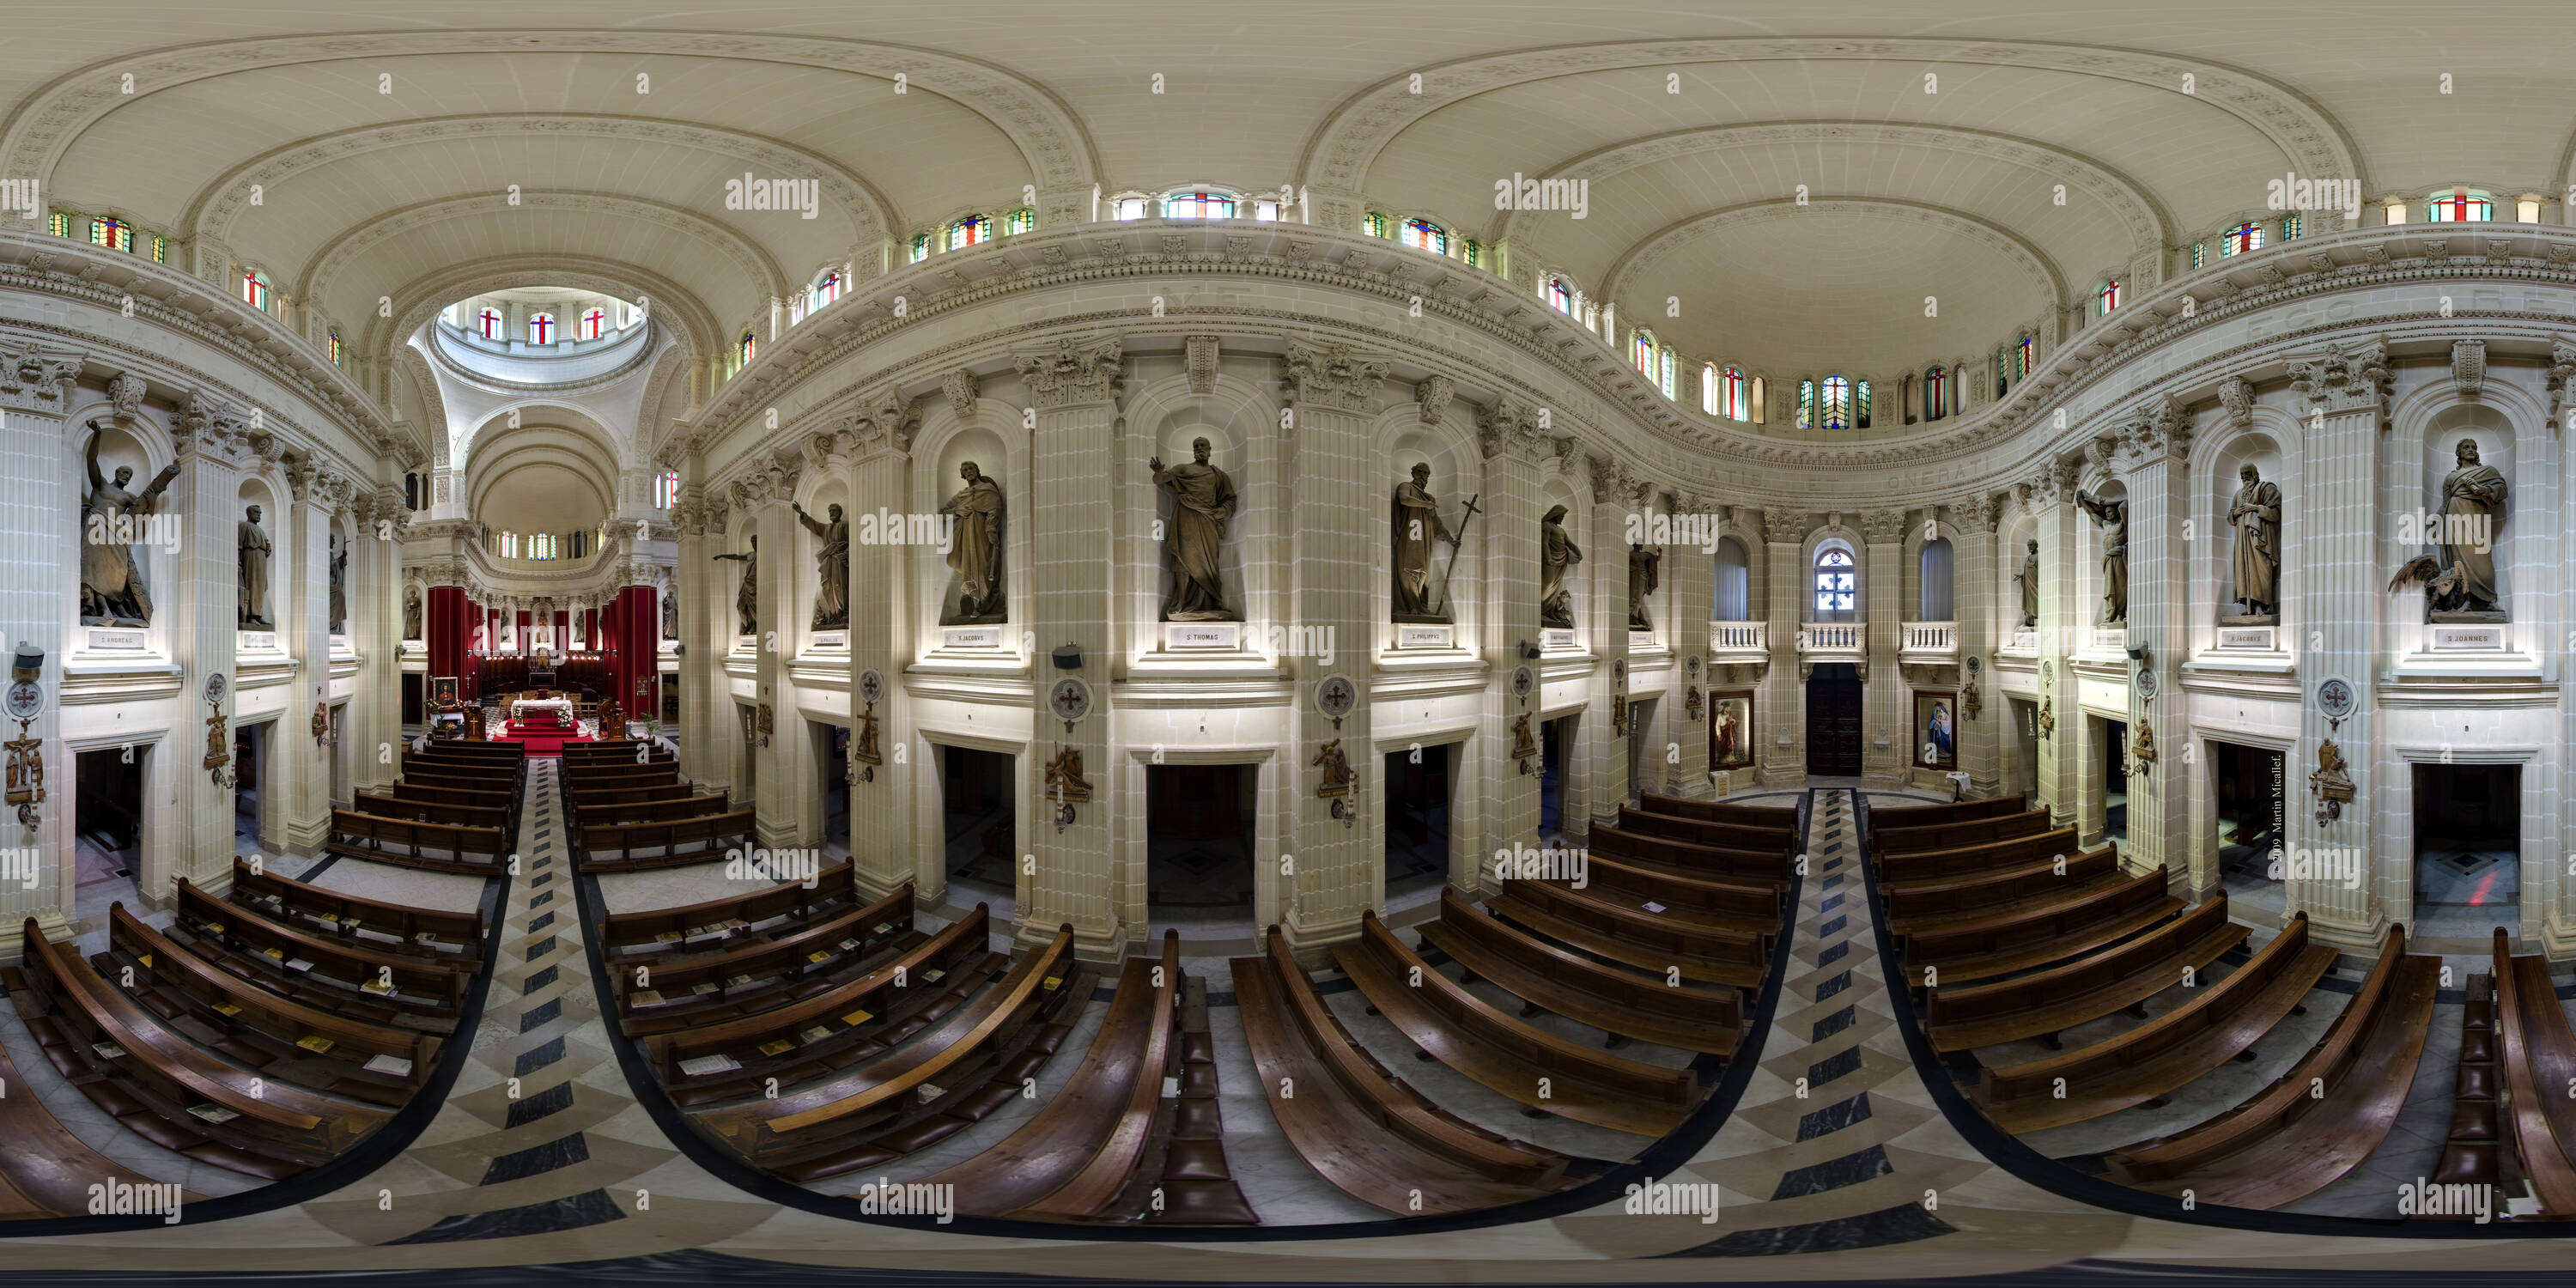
[242,270,270,312]
[2221,222,2264,256]
[1364,210,1391,238]
[1856,380,1872,429]
[1814,547,1856,616]
[655,471,679,509]
[1720,367,1747,421]
[2281,213,2304,240]
[89,216,132,252]
[581,307,607,339]
[1658,347,1676,399]
[2096,279,2120,313]
[1924,367,1947,422]
[1169,191,1236,220]
[1821,375,1851,431]
[738,331,756,368]
[2429,191,2493,222]
[1797,379,1815,429]
[1546,277,1573,313]
[2190,241,2206,269]
[1633,331,1656,377]
[527,313,554,344]
[908,232,931,263]
[1400,217,1446,254]
[811,271,841,313]
[1002,207,1036,234]
[477,308,501,338]
[46,211,70,238]
[1462,239,1482,268]
[328,331,343,365]
[2016,337,2035,377]
[947,214,990,250]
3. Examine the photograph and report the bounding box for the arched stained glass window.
[1924,367,1947,422]
[90,216,132,252]
[947,214,991,249]
[2190,241,2207,269]
[2281,213,2304,240]
[1720,366,1747,420]
[1400,217,1446,254]
[1821,375,1851,431]
[1462,239,1483,268]
[477,308,501,338]
[327,331,343,365]
[2016,337,2035,377]
[908,232,932,263]
[1166,191,1233,219]
[1363,210,1391,238]
[581,307,607,339]
[1856,380,1872,429]
[527,313,554,344]
[2096,279,2120,314]
[811,270,842,312]
[1658,347,1676,399]
[2429,191,2494,222]
[2221,222,2265,256]
[1814,545,1856,618]
[1546,277,1574,314]
[1002,208,1036,235]
[1797,379,1815,429]
[1633,331,1656,377]
[46,211,70,238]
[738,331,756,368]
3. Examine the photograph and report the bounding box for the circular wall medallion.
[1314,674,1358,721]
[2134,666,2160,699]
[1965,654,1981,676]
[204,672,228,706]
[1684,654,1702,677]
[1046,677,1092,725]
[1510,665,1535,699]
[2315,675,2358,721]
[3,681,41,721]
[1611,659,1627,686]
[858,669,884,706]
[2039,659,2054,685]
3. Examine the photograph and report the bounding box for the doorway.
[939,745,1016,896]
[75,746,143,919]
[2098,717,2129,841]
[1540,715,1572,841]
[1625,697,1656,801]
[234,720,270,861]
[1805,663,1862,776]
[1384,744,1451,903]
[328,703,349,808]
[817,722,849,859]
[2211,742,2285,879]
[2415,763,2519,939]
[1145,763,1258,929]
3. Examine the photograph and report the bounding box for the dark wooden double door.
[1805,664,1862,776]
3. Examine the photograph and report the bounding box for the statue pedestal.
[2432,623,2506,651]
[1394,623,1452,649]
[85,627,146,652]
[236,630,280,654]
[1163,622,1238,651]
[2087,626,2127,654]
[1540,627,1576,651]
[809,631,848,651]
[940,625,1003,650]
[2215,625,2277,650]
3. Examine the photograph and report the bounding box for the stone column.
[847,404,914,900]
[1663,500,1715,797]
[2285,340,2387,951]
[671,489,731,799]
[0,351,82,959]
[2113,397,2193,888]
[2032,463,2084,832]
[355,489,405,792]
[1954,495,2004,797]
[744,493,808,849]
[165,398,252,902]
[1574,455,1634,831]
[274,459,337,858]
[1281,342,1388,956]
[1015,337,1123,959]
[1862,509,1907,782]
[1465,398,1546,893]
[1760,509,1807,788]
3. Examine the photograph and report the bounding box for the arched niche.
[1381,418,1477,647]
[235,475,285,632]
[1145,416,1249,625]
[2421,402,2516,611]
[791,475,852,641]
[2207,429,2287,622]
[920,420,1015,643]
[70,416,174,653]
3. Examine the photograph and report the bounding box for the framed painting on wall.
[1914,689,1959,770]
[1708,690,1755,769]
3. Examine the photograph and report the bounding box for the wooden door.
[1805,665,1862,775]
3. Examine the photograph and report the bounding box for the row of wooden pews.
[325,740,525,874]
[561,741,755,871]
[1871,794,2439,1212]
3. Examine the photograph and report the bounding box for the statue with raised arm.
[1150,436,1238,621]
[2075,489,2128,624]
[1628,543,1662,631]
[1392,463,1461,623]
[711,534,757,637]
[81,428,178,626]
[937,461,1005,623]
[790,500,850,629]
[238,504,274,628]
[1539,504,1583,629]
[2226,464,2281,620]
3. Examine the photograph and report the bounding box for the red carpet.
[489,720,595,756]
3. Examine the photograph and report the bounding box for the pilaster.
[1467,397,1546,891]
[1861,509,1907,782]
[0,349,82,959]
[2113,397,2193,890]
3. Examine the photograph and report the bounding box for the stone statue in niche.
[661,589,677,640]
[404,586,422,641]
[2389,438,2507,621]
[937,461,1005,623]
[2224,464,2281,623]
[1539,504,1583,629]
[791,500,850,629]
[327,532,349,634]
[2017,539,2039,628]
[2074,489,2127,624]
[237,504,273,628]
[1150,436,1238,621]
[1391,463,1463,623]
[711,535,757,637]
[80,429,178,627]
[1628,544,1662,631]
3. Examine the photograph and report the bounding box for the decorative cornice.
[1013,336,1122,409]
[1282,341,1389,413]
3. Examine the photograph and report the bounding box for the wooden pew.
[572,793,734,827]
[617,887,916,1035]
[1636,793,1797,830]
[1925,895,2248,1052]
[375,781,513,813]
[1894,867,2178,986]
[927,932,1182,1220]
[644,906,995,1086]
[107,904,439,1096]
[1488,879,1769,987]
[2101,922,2439,1208]
[1415,889,1740,1056]
[17,917,390,1175]
[563,762,681,784]
[562,741,675,762]
[396,768,524,802]
[577,811,756,872]
[1609,807,1796,858]
[563,781,699,811]
[400,749,522,775]
[1971,913,2338,1133]
[231,858,485,963]
[1588,823,1793,887]
[1230,926,1569,1215]
[351,790,510,833]
[2418,974,2502,1217]
[1868,795,2021,829]
[1573,851,1783,931]
[702,926,1078,1150]
[1876,827,2085,884]
[0,1032,204,1218]
[601,862,866,957]
[410,738,526,757]
[2490,927,2576,1212]
[1338,910,1703,1135]
[174,878,467,1019]
[1880,846,2121,933]
[326,808,507,875]
[1870,807,2052,860]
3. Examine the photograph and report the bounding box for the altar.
[510,696,574,723]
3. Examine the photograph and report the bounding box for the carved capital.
[1959,493,2002,535]
[942,367,981,420]
[1013,336,1121,409]
[1760,509,1809,545]
[2286,337,2389,419]
[1585,453,1627,504]
[1416,374,1454,426]
[2549,339,2576,433]
[0,347,81,415]
[2217,374,2255,428]
[1282,341,1389,413]
[2117,393,2191,469]
[1860,510,1908,544]
[1474,396,1544,460]
[107,372,147,420]
[2452,338,2487,400]
[1183,336,1219,396]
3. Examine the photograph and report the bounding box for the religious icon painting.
[1914,689,1959,770]
[1707,690,1754,769]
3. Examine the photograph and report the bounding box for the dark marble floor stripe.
[1795,1092,1874,1141]
[519,997,562,1032]
[1810,1005,1857,1043]
[385,1188,628,1243]
[513,1036,567,1077]
[1771,1143,1892,1200]
[1807,1044,1862,1088]
[1659,1201,1955,1257]
[477,1133,592,1186]
[505,1081,577,1128]
[1817,941,1848,968]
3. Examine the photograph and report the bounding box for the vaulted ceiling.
[16,0,2576,437]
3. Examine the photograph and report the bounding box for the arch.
[0,29,1100,195]
[368,255,719,385]
[464,440,618,531]
[1917,536,1955,620]
[392,344,449,470]
[454,401,628,478]
[1713,536,1752,621]
[1808,533,1859,623]
[1295,37,2363,204]
[1601,197,2069,317]
[1488,120,2174,252]
[300,189,788,316]
[184,112,896,255]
